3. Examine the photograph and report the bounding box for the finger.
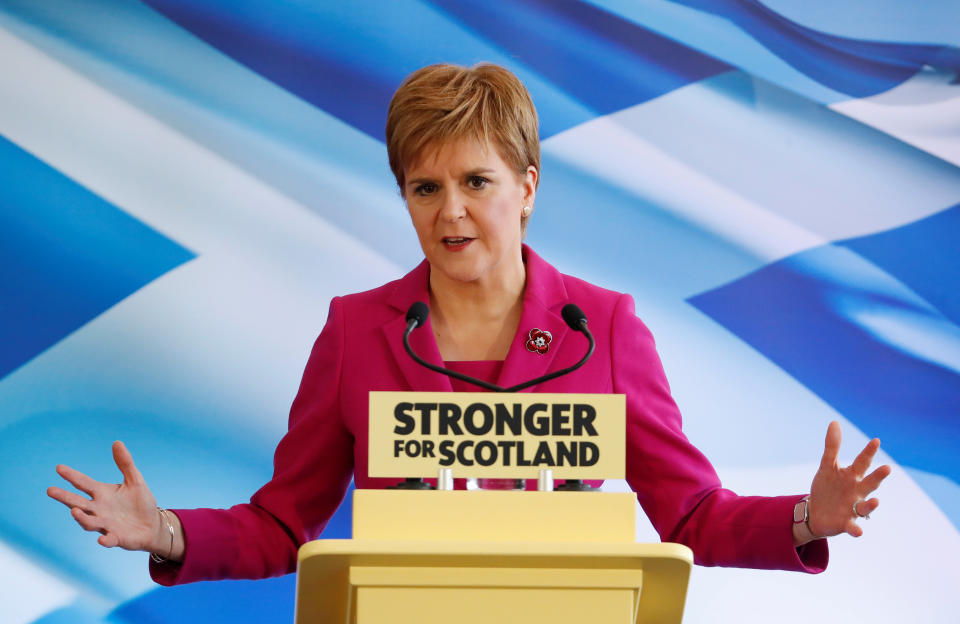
[820,421,841,469]
[112,441,145,486]
[858,498,880,517]
[845,518,864,538]
[853,497,878,517]
[71,506,106,533]
[860,464,892,495]
[56,464,101,497]
[98,532,119,548]
[47,486,92,511]
[852,438,881,475]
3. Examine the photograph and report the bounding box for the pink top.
[152,245,827,586]
[444,360,504,392]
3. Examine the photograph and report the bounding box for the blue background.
[1,1,957,622]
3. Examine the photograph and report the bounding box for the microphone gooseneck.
[402,302,595,393]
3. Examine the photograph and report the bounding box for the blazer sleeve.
[151,297,356,585]
[611,293,827,572]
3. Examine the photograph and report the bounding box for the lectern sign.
[368,392,626,479]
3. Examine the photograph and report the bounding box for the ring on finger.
[853,498,870,520]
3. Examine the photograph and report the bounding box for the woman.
[48,63,890,584]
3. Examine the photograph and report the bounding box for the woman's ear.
[523,165,538,206]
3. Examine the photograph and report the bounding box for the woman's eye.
[414,182,438,196]
[467,176,489,190]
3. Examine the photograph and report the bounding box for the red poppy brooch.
[525,328,553,354]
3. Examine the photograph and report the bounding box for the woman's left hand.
[799,421,892,545]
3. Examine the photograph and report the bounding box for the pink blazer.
[153,246,827,584]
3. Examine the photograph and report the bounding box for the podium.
[294,489,692,624]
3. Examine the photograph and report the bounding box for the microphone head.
[561,303,587,330]
[406,302,429,328]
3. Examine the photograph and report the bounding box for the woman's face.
[404,138,537,287]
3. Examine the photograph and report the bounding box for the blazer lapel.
[496,246,572,392]
[382,260,453,393]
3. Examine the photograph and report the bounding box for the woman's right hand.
[47,441,182,560]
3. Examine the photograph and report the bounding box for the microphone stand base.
[387,478,435,490]
[554,479,598,492]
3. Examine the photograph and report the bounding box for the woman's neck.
[428,258,526,360]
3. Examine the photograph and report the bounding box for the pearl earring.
[522,205,531,217]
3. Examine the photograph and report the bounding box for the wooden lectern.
[295,489,692,624]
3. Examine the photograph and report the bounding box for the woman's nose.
[439,190,467,222]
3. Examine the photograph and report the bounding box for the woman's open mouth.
[442,237,474,250]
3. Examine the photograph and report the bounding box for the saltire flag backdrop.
[1,1,957,622]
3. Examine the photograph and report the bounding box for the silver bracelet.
[150,507,175,564]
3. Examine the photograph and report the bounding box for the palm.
[48,441,160,551]
[807,422,891,538]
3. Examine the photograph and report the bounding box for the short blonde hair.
[386,63,540,196]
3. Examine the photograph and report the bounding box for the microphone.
[406,301,429,330]
[561,303,587,331]
[402,302,595,393]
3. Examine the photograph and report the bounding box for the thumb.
[112,441,145,486]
